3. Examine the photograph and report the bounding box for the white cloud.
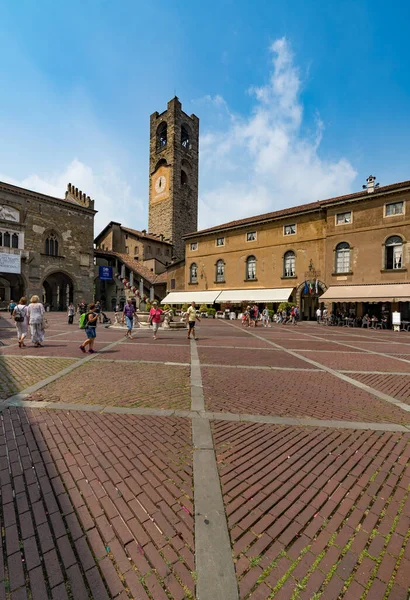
[0,159,144,235]
[199,37,357,228]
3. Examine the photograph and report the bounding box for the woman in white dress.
[12,297,28,348]
[27,295,45,347]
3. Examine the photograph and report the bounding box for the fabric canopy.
[161,291,221,305]
[321,284,410,303]
[216,288,293,303]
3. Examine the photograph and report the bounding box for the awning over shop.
[161,291,221,305]
[216,288,294,303]
[320,284,410,303]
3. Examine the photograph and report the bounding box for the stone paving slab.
[212,420,410,600]
[25,361,191,410]
[202,366,410,425]
[0,357,77,400]
[0,407,194,599]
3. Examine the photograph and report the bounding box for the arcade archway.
[0,274,25,306]
[296,280,327,321]
[42,272,74,311]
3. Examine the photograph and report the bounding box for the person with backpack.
[79,303,98,354]
[12,297,28,348]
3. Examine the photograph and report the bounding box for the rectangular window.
[216,237,225,246]
[125,247,129,254]
[246,232,257,242]
[336,212,352,225]
[171,278,176,290]
[385,201,404,216]
[284,224,296,236]
[190,242,198,251]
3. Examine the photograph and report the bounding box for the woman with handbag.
[27,295,46,347]
[12,296,28,348]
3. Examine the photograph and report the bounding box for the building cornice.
[0,181,97,215]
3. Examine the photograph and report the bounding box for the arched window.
[385,236,403,270]
[3,232,10,248]
[283,251,296,277]
[11,233,18,249]
[246,256,256,280]
[190,263,198,284]
[181,125,190,149]
[45,233,59,257]
[335,242,350,273]
[181,170,188,185]
[216,259,225,283]
[157,122,167,150]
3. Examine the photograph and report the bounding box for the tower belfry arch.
[148,97,199,261]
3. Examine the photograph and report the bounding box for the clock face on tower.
[155,175,167,195]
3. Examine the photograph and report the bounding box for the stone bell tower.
[148,97,199,261]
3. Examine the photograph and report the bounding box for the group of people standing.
[9,296,47,348]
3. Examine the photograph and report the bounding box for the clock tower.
[148,97,199,261]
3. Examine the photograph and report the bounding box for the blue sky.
[0,0,409,233]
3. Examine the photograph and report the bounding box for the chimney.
[366,175,376,193]
[142,229,146,236]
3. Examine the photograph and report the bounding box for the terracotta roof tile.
[121,226,172,245]
[184,179,410,238]
[95,250,166,285]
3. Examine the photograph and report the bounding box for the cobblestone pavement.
[0,315,409,598]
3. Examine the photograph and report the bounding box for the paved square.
[0,314,409,599]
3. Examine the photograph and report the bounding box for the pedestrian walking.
[186,301,201,340]
[316,307,322,323]
[8,299,16,317]
[149,301,168,340]
[27,295,46,347]
[262,306,270,327]
[79,303,98,353]
[122,298,135,339]
[95,300,102,323]
[67,302,75,325]
[12,297,28,348]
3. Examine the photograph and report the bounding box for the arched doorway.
[42,272,74,311]
[0,274,25,307]
[296,280,327,321]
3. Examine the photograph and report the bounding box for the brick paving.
[0,356,77,400]
[212,420,410,600]
[1,315,410,598]
[296,351,410,373]
[0,407,194,599]
[202,366,410,424]
[26,361,191,410]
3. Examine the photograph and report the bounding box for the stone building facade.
[0,181,95,309]
[148,97,199,261]
[168,176,410,320]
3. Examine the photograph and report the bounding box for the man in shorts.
[186,301,201,340]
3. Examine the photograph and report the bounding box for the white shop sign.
[392,312,401,325]
[0,253,21,274]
